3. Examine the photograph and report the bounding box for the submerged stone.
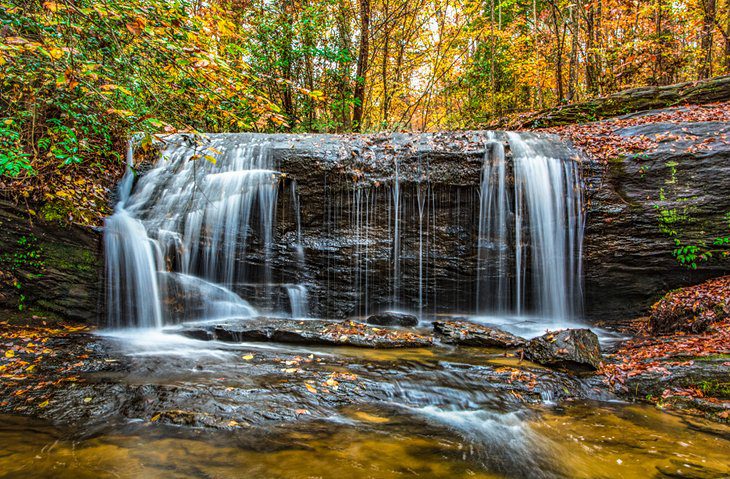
[433,320,527,348]
[366,311,419,327]
[525,329,602,371]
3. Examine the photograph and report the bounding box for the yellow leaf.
[4,350,14,358]
[43,1,60,12]
[150,413,160,422]
[25,365,35,372]
[227,420,239,427]
[38,400,49,408]
[305,383,317,394]
[47,47,64,60]
[242,354,253,361]
[203,155,217,164]
[83,397,92,403]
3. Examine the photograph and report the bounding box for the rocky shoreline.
[2,290,727,434]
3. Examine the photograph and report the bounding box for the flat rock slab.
[433,320,527,348]
[170,318,433,349]
[525,329,602,371]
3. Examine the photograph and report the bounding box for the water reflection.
[2,401,729,479]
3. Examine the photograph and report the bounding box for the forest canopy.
[1,0,729,183]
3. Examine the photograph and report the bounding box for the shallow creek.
[1,330,728,479]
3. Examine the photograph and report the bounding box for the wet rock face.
[268,132,489,320]
[582,121,730,322]
[0,200,102,322]
[263,122,730,324]
[525,329,602,371]
[366,312,419,327]
[433,320,527,348]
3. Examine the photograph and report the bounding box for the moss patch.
[40,241,98,274]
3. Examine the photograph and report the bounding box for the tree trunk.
[280,0,296,129]
[654,0,666,85]
[548,1,565,102]
[585,2,598,95]
[568,1,580,101]
[335,1,353,131]
[381,0,390,126]
[699,0,717,79]
[352,0,370,132]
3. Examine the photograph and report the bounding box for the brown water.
[2,402,729,479]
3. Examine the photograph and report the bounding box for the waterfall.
[104,141,163,329]
[105,134,287,328]
[475,132,584,321]
[105,132,582,329]
[476,137,511,313]
[286,285,309,318]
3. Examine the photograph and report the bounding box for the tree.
[352,0,370,131]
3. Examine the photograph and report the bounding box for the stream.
[2,327,730,479]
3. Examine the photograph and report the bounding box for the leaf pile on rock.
[601,317,730,386]
[432,320,526,348]
[649,275,730,334]
[546,101,730,165]
[600,315,730,421]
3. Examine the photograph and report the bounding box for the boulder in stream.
[433,320,527,348]
[366,311,419,327]
[525,329,602,371]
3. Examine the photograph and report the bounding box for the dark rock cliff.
[0,200,102,322]
[3,116,728,325]
[582,121,730,322]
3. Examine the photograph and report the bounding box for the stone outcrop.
[366,311,419,327]
[504,75,730,129]
[169,318,434,348]
[4,107,729,327]
[0,200,102,322]
[582,121,730,322]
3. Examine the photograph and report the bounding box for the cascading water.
[475,132,584,323]
[105,131,583,329]
[104,143,164,329]
[286,284,309,318]
[105,134,302,328]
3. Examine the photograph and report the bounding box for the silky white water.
[105,132,583,329]
[475,133,583,322]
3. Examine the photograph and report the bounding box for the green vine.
[0,235,45,310]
